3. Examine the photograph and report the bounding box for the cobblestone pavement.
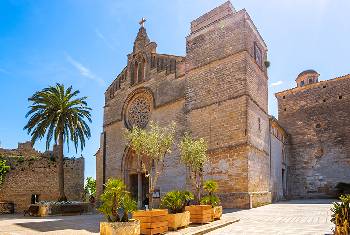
[208,199,334,235]
[0,199,334,235]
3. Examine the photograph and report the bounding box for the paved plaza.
[0,199,334,235]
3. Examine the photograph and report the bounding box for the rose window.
[126,96,151,129]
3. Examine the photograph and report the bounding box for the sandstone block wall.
[276,74,350,198]
[98,1,272,208]
[186,2,270,208]
[0,148,84,212]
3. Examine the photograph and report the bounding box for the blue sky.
[0,0,349,179]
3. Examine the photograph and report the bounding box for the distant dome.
[297,69,318,79]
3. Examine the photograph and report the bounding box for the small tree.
[84,177,96,202]
[200,180,221,207]
[179,134,207,204]
[125,121,176,210]
[160,191,194,214]
[98,178,137,222]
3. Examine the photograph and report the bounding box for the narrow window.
[323,99,326,102]
[284,108,287,111]
[283,96,286,99]
[339,95,343,99]
[300,81,305,87]
[254,43,262,67]
[309,78,313,84]
[258,118,261,131]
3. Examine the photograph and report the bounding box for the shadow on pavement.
[14,214,102,233]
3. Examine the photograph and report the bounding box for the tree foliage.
[179,134,207,204]
[200,180,220,207]
[98,178,137,222]
[84,177,96,200]
[161,191,194,214]
[331,194,350,234]
[24,83,92,201]
[0,159,10,185]
[125,121,176,209]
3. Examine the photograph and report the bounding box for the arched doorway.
[122,148,149,209]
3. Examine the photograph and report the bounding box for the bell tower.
[185,1,271,208]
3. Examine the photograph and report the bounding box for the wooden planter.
[212,206,223,220]
[167,211,190,231]
[185,205,212,224]
[132,209,168,235]
[100,220,140,235]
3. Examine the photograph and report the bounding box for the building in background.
[276,71,350,199]
[0,141,84,212]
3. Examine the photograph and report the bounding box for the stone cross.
[139,17,146,27]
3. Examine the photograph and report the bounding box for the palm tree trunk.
[58,132,67,201]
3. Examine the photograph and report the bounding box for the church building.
[96,1,350,208]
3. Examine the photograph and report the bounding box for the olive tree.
[125,121,176,209]
[179,134,207,204]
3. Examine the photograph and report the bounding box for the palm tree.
[24,83,92,201]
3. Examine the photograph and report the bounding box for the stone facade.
[0,142,84,212]
[276,72,350,198]
[97,1,274,209]
[269,117,288,202]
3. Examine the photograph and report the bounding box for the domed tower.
[296,69,320,87]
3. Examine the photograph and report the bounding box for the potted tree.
[126,121,176,235]
[161,191,193,230]
[99,179,139,235]
[179,134,212,224]
[200,180,222,220]
[331,194,349,235]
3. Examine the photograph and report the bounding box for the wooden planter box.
[185,205,212,224]
[100,220,140,235]
[212,206,223,220]
[132,209,168,235]
[167,211,190,231]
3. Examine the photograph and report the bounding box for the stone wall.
[0,144,84,212]
[186,2,270,208]
[276,74,350,198]
[269,118,288,202]
[98,1,272,208]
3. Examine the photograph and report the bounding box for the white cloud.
[65,53,105,86]
[270,80,283,87]
[95,29,115,50]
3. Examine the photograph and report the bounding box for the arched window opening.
[134,62,139,85]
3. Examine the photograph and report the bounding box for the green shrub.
[200,180,220,207]
[0,160,10,185]
[98,178,137,222]
[161,191,194,214]
[331,194,350,235]
[17,156,25,163]
[200,195,220,207]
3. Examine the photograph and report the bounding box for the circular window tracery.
[125,94,151,129]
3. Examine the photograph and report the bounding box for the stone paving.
[208,199,334,235]
[0,199,335,235]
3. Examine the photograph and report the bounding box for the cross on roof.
[139,17,146,27]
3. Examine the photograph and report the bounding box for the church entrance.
[122,148,149,209]
[129,173,149,208]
